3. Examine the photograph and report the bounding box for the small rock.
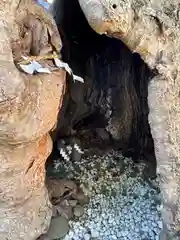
[117,231,122,238]
[47,216,69,239]
[91,230,99,238]
[84,233,91,240]
[69,200,78,207]
[158,221,163,229]
[74,193,89,205]
[73,205,84,217]
[108,218,114,224]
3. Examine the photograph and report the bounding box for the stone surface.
[78,0,180,238]
[73,204,84,217]
[47,216,69,239]
[0,0,66,239]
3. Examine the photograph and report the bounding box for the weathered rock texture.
[78,0,180,238]
[51,0,155,168]
[0,0,66,239]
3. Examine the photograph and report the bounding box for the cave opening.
[49,0,157,176]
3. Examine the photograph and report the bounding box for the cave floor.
[47,147,162,240]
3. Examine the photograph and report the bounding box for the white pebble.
[91,230,99,238]
[55,151,162,240]
[84,233,91,240]
[158,221,163,229]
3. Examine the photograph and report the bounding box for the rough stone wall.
[78,0,180,238]
[0,0,66,239]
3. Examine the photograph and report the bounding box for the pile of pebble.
[50,150,163,240]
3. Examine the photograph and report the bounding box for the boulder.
[0,0,66,239]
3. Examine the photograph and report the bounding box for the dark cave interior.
[50,0,156,169]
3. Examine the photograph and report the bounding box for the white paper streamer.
[54,58,84,83]
[19,57,84,83]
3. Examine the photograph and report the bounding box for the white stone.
[158,221,163,229]
[84,233,91,240]
[56,151,162,240]
[111,235,117,239]
[108,218,114,224]
[87,209,91,216]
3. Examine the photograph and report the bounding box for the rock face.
[51,0,155,164]
[0,0,66,239]
[78,0,180,238]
